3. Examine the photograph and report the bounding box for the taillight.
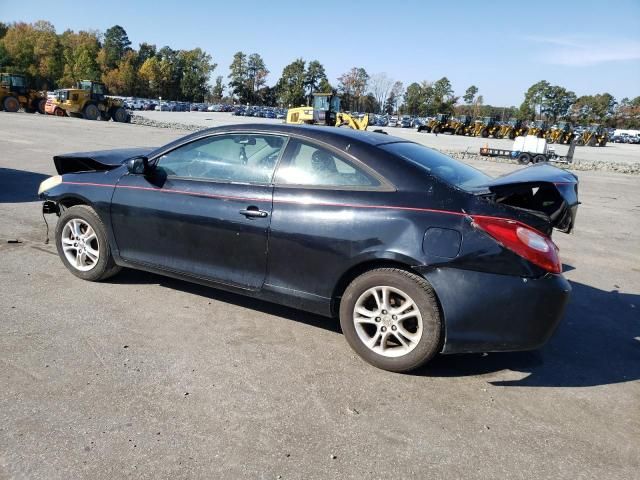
[471,215,562,274]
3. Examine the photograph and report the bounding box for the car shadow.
[108,269,341,333]
[0,168,49,203]
[110,269,639,388]
[419,280,640,387]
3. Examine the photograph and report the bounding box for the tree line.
[1,21,638,128]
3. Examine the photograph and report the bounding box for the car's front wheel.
[340,268,442,372]
[55,205,121,281]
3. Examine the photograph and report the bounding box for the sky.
[1,0,639,105]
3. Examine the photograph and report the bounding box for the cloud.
[526,35,640,66]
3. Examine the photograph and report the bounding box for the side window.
[156,134,287,184]
[274,140,380,188]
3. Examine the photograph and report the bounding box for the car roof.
[162,123,408,149]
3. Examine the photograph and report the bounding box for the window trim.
[273,136,395,192]
[148,132,290,186]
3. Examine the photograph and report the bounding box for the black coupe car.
[39,124,578,372]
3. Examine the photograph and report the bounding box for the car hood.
[471,164,579,234]
[53,147,155,174]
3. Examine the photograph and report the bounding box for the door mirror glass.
[126,156,149,175]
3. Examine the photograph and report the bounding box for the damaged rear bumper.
[418,267,571,354]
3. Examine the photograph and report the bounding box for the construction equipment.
[545,121,575,144]
[526,120,548,138]
[285,93,368,130]
[494,118,528,140]
[0,73,46,114]
[576,124,607,147]
[47,80,129,122]
[418,113,471,135]
[468,116,501,138]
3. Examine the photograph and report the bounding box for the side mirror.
[126,156,149,175]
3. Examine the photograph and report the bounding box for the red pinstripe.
[60,181,468,217]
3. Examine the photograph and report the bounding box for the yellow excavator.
[286,93,368,130]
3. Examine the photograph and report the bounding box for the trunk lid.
[53,147,154,175]
[472,164,579,234]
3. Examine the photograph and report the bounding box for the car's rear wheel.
[339,268,442,372]
[55,205,121,281]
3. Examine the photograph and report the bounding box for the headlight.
[38,175,63,195]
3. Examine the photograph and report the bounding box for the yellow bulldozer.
[576,125,607,147]
[468,116,501,138]
[526,120,548,138]
[494,118,528,139]
[0,73,46,114]
[46,80,129,122]
[417,113,470,135]
[545,121,575,144]
[285,93,368,130]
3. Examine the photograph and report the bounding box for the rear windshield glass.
[380,142,491,190]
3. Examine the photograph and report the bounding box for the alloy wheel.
[353,286,424,358]
[61,219,100,271]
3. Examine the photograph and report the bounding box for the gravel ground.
[1,112,639,479]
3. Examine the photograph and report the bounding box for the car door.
[267,138,392,301]
[110,132,288,290]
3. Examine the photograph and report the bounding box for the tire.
[339,268,442,372]
[36,98,46,114]
[83,103,100,120]
[432,125,441,134]
[54,108,66,117]
[508,130,516,140]
[533,154,546,163]
[518,152,532,164]
[494,130,503,139]
[100,111,111,121]
[576,138,585,146]
[480,128,489,138]
[55,205,121,282]
[111,106,128,123]
[3,96,20,112]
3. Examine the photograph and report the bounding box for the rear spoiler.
[53,147,154,174]
[473,164,579,234]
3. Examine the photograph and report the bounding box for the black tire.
[111,106,128,123]
[3,96,20,112]
[508,130,516,140]
[432,125,441,134]
[339,268,442,372]
[36,98,46,114]
[576,138,585,146]
[533,154,547,163]
[454,127,464,136]
[518,152,532,164]
[480,127,489,138]
[55,205,121,282]
[494,129,503,139]
[83,103,100,120]
[100,111,111,121]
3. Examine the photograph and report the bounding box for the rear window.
[381,142,491,190]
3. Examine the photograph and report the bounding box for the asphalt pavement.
[0,112,639,479]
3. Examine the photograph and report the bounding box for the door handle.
[239,206,268,218]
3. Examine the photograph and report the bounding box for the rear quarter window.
[380,142,490,190]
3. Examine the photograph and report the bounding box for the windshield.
[381,142,491,191]
[313,95,329,111]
